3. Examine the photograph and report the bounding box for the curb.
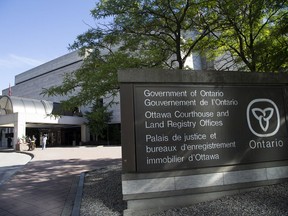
[17,150,35,160]
[71,172,85,216]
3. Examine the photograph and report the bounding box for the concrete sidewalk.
[0,146,122,216]
[0,151,32,187]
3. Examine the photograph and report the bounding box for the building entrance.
[26,127,81,147]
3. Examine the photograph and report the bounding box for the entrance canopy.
[0,96,88,146]
[0,96,53,115]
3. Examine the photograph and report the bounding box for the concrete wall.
[3,51,83,102]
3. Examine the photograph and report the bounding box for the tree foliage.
[206,0,288,72]
[70,0,216,70]
[43,0,217,109]
[42,0,288,114]
[85,100,112,139]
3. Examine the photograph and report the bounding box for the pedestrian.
[27,136,32,151]
[31,135,36,150]
[42,134,47,150]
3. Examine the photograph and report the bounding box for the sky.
[0,0,97,94]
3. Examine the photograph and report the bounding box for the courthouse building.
[0,51,120,148]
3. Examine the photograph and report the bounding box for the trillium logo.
[247,99,280,137]
[251,107,274,132]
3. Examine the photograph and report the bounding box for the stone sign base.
[123,162,288,215]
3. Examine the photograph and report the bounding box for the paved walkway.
[0,146,122,216]
[0,150,32,186]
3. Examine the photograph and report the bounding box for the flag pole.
[8,83,12,96]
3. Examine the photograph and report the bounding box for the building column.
[1,129,5,147]
[13,113,26,148]
[81,124,89,144]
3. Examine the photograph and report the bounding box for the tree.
[85,100,112,141]
[85,0,216,69]
[43,0,216,108]
[43,0,288,119]
[205,0,288,72]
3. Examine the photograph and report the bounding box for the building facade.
[0,51,120,148]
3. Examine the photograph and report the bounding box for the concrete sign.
[134,85,288,172]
